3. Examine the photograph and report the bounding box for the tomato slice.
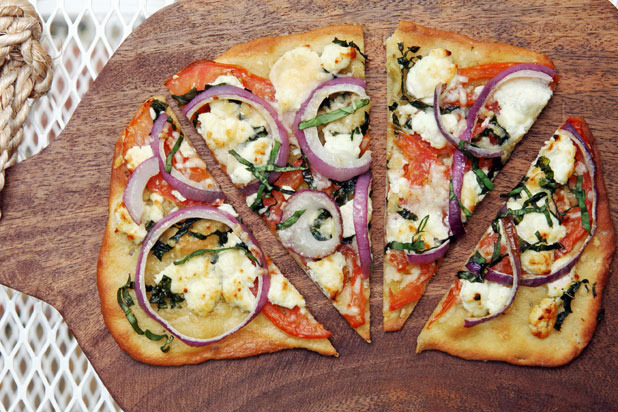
[388,250,410,272]
[477,231,512,274]
[458,62,525,82]
[264,190,286,231]
[426,279,461,329]
[273,159,304,190]
[339,244,367,328]
[394,133,446,186]
[165,60,275,102]
[122,98,154,157]
[261,303,331,338]
[388,262,436,311]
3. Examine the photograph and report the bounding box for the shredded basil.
[298,98,370,130]
[309,209,333,241]
[471,158,494,194]
[165,133,184,173]
[300,152,314,189]
[332,37,367,60]
[397,208,418,221]
[248,126,268,142]
[385,215,431,252]
[171,88,199,106]
[174,244,260,266]
[150,100,168,117]
[333,177,357,206]
[573,174,591,234]
[149,275,185,310]
[117,275,174,352]
[535,156,557,192]
[152,241,174,261]
[276,209,306,230]
[474,116,508,145]
[554,279,589,331]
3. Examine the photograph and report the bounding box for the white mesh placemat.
[1,1,173,411]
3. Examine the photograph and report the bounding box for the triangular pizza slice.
[417,118,614,366]
[97,97,336,365]
[384,21,557,331]
[165,26,373,341]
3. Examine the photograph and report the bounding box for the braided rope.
[0,0,52,218]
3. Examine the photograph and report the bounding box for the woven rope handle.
[0,0,52,218]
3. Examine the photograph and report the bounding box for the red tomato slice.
[264,190,286,231]
[165,60,275,102]
[339,244,367,328]
[458,62,525,82]
[273,159,304,190]
[388,262,436,311]
[426,279,461,329]
[394,133,446,186]
[122,98,154,157]
[387,250,410,272]
[261,303,331,339]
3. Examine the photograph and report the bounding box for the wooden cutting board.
[1,0,617,410]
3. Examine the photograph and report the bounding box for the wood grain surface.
[1,1,617,410]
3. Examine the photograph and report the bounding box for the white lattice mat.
[1,1,173,411]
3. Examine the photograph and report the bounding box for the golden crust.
[383,21,555,331]
[416,118,615,366]
[216,25,363,78]
[97,98,336,365]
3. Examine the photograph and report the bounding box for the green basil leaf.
[298,98,369,130]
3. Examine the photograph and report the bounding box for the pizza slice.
[384,21,557,331]
[97,96,336,365]
[165,25,372,341]
[417,117,614,366]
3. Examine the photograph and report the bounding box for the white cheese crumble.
[320,43,353,74]
[339,199,355,238]
[409,110,459,149]
[216,249,260,312]
[217,203,238,217]
[210,74,244,88]
[538,131,577,185]
[323,126,363,166]
[112,202,147,244]
[460,279,512,318]
[267,272,306,309]
[516,211,566,245]
[547,270,573,297]
[307,252,346,299]
[460,170,484,212]
[405,48,457,101]
[124,144,154,171]
[269,46,332,113]
[493,77,552,141]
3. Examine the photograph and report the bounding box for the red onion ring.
[134,206,269,347]
[182,85,289,173]
[123,156,160,225]
[353,172,372,278]
[278,190,343,259]
[465,217,521,327]
[433,85,503,158]
[448,149,467,238]
[406,240,450,265]
[293,77,371,181]
[461,64,555,143]
[474,120,598,288]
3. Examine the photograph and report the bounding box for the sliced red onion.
[448,149,467,238]
[134,206,269,347]
[294,77,371,181]
[278,190,342,259]
[407,240,450,265]
[353,172,372,278]
[447,64,555,238]
[478,120,598,288]
[149,113,224,203]
[461,64,555,143]
[123,156,160,225]
[182,85,289,171]
[433,85,503,158]
[465,217,521,327]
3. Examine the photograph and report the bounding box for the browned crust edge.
[96,98,336,366]
[416,117,615,367]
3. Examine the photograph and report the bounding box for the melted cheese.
[269,46,332,113]
[307,252,346,299]
[405,48,457,101]
[267,272,305,309]
[494,77,552,141]
[124,144,153,171]
[539,131,577,185]
[409,110,460,149]
[320,43,353,74]
[460,279,512,318]
[215,249,260,312]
